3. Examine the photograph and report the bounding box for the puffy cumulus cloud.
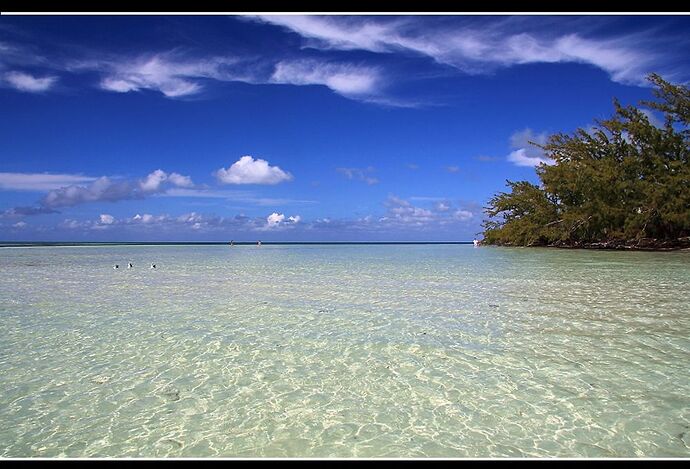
[336,167,379,185]
[215,156,293,185]
[3,71,57,92]
[139,169,168,192]
[139,169,193,192]
[167,172,194,188]
[12,221,27,229]
[99,214,115,225]
[266,212,285,227]
[506,128,555,167]
[261,212,301,230]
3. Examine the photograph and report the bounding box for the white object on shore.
[473,239,481,247]
[257,240,262,246]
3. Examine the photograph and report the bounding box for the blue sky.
[1,14,689,241]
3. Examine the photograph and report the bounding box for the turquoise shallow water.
[0,244,689,458]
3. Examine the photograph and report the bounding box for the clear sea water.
[1,244,689,458]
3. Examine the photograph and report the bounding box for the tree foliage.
[482,74,690,247]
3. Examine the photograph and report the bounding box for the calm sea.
[1,244,688,457]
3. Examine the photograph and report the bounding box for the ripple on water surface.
[0,245,689,457]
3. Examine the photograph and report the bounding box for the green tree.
[482,74,690,247]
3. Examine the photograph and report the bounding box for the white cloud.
[42,176,134,208]
[138,169,193,192]
[434,201,451,212]
[99,214,114,225]
[336,167,379,185]
[42,169,193,207]
[507,128,555,167]
[12,221,27,229]
[640,108,664,128]
[59,219,87,230]
[262,212,301,230]
[325,195,478,231]
[507,149,554,167]
[453,209,474,221]
[0,172,97,191]
[3,71,57,92]
[139,169,168,192]
[215,156,293,185]
[87,53,243,98]
[167,172,194,188]
[132,213,156,224]
[271,60,381,98]
[256,16,664,86]
[5,169,194,216]
[446,166,460,173]
[266,212,285,227]
[255,15,401,53]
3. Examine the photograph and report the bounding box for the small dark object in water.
[127,262,133,269]
[162,389,180,402]
[489,304,499,308]
[113,264,119,269]
[150,263,156,269]
[162,439,183,449]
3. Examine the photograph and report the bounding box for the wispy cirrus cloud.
[255,15,680,86]
[3,71,57,92]
[161,188,316,206]
[68,52,248,98]
[0,172,97,191]
[271,59,382,99]
[336,166,379,185]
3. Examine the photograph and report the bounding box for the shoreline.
[486,237,690,252]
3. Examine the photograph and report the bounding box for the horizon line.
[0,241,476,247]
